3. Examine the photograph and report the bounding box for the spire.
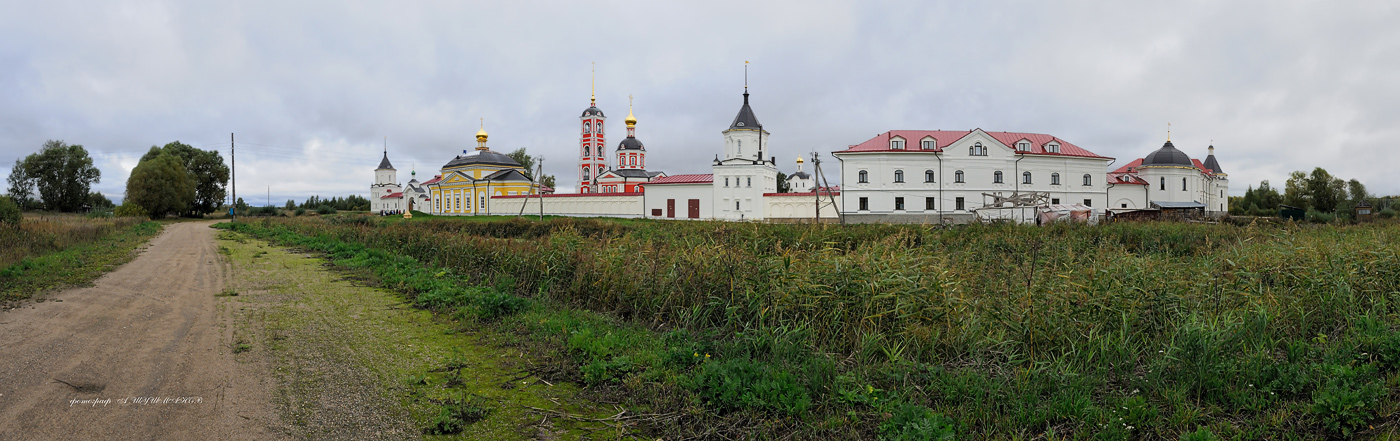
[475,118,489,151]
[1167,122,1171,142]
[625,94,637,127]
[590,62,596,106]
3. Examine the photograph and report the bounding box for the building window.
[1052,198,1060,204]
[1047,143,1060,153]
[859,197,869,211]
[736,200,740,210]
[747,177,752,188]
[1182,177,1187,191]
[970,142,986,156]
[1160,177,1166,190]
[1122,203,1128,208]
[924,170,934,182]
[1083,199,1092,207]
[954,170,964,183]
[1017,141,1029,152]
[1051,173,1060,185]
[894,170,904,183]
[994,171,1003,184]
[584,146,590,156]
[890,139,905,150]
[724,177,729,187]
[921,139,935,150]
[584,122,591,133]
[925,197,935,210]
[858,170,868,183]
[955,197,965,211]
[737,140,742,155]
[1022,171,1032,184]
[895,197,905,211]
[583,169,590,180]
[1083,174,1092,186]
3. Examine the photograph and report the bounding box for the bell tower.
[578,63,607,193]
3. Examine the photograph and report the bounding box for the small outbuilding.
[1279,204,1305,221]
[1355,200,1373,221]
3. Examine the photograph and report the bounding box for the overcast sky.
[3,1,1398,205]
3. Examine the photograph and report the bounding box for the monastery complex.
[372,79,1228,224]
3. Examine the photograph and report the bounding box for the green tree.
[1284,171,1310,209]
[125,152,195,219]
[15,140,102,212]
[1347,179,1369,206]
[776,171,792,193]
[6,158,37,209]
[0,195,20,226]
[139,141,229,216]
[1304,168,1347,213]
[506,147,555,192]
[88,191,115,209]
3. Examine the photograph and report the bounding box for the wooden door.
[667,199,676,218]
[687,199,700,219]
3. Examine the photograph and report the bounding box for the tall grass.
[0,214,144,268]
[228,217,1400,438]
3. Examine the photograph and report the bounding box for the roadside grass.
[215,227,618,439]
[0,215,162,303]
[218,217,1400,439]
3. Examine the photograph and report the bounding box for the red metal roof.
[493,192,642,199]
[1111,158,1143,174]
[380,192,404,199]
[647,174,714,185]
[421,176,442,185]
[838,130,1109,159]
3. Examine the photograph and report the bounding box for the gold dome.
[796,155,804,164]
[475,127,488,141]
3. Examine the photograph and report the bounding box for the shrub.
[1310,363,1384,436]
[1380,207,1396,219]
[114,204,149,218]
[0,196,20,226]
[316,205,337,215]
[879,403,956,441]
[294,207,306,216]
[688,357,811,415]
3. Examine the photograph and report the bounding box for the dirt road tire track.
[0,221,281,440]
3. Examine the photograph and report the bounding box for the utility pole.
[538,157,545,221]
[231,133,236,222]
[810,152,819,224]
[815,153,843,225]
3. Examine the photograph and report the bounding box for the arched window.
[737,140,742,155]
[1182,177,1187,191]
[894,170,904,183]
[1084,174,1093,186]
[858,170,868,183]
[1051,173,1061,185]
[1022,171,1032,184]
[584,146,590,156]
[969,142,986,156]
[598,166,604,176]
[924,170,935,182]
[955,170,965,183]
[994,171,1003,184]
[1160,177,1166,190]
[583,168,590,180]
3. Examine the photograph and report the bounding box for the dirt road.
[0,221,280,440]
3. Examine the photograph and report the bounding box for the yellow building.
[424,123,536,215]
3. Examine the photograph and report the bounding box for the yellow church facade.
[423,125,537,215]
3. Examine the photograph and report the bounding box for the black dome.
[1203,149,1225,174]
[581,106,605,118]
[618,136,644,150]
[1141,141,1193,167]
[443,150,523,168]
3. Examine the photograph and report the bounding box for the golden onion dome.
[796,155,804,164]
[475,126,488,141]
[625,108,637,126]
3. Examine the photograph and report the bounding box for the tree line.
[1229,167,1391,219]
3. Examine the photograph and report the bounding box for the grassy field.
[219,215,1400,440]
[0,213,162,302]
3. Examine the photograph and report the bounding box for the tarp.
[1037,204,1098,225]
